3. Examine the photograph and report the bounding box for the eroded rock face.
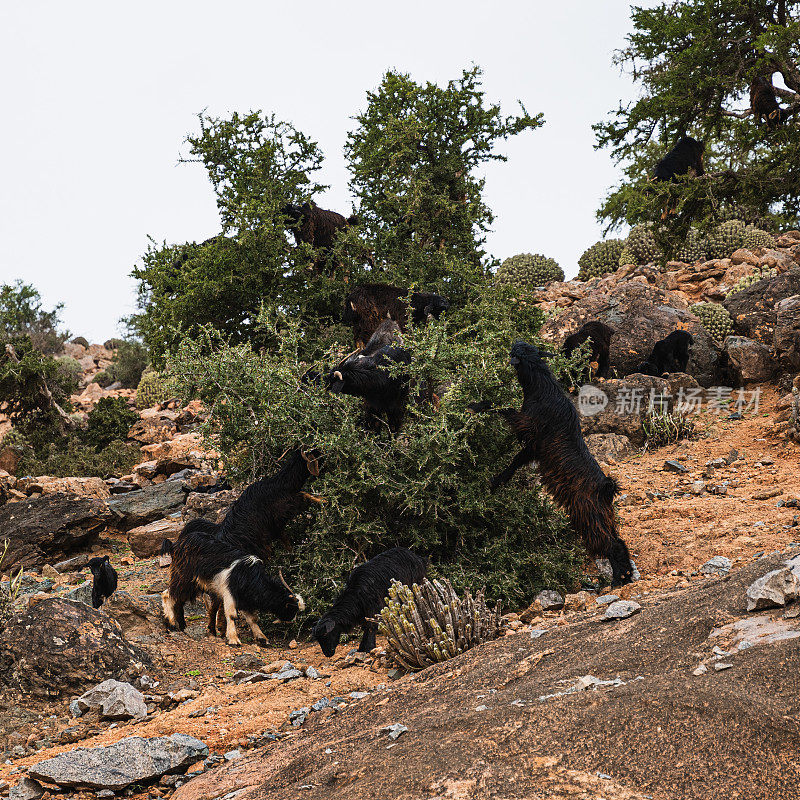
[128,518,183,559]
[0,598,151,698]
[774,295,800,372]
[585,433,633,463]
[182,489,237,525]
[724,266,800,344]
[539,282,722,386]
[107,482,186,530]
[29,734,208,790]
[0,494,110,571]
[723,336,775,383]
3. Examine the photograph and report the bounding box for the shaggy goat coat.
[342,283,449,346]
[88,556,117,609]
[482,342,633,586]
[328,320,412,432]
[636,330,693,376]
[162,519,303,647]
[313,547,428,657]
[562,321,614,379]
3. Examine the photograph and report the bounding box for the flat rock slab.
[30,734,208,790]
[108,482,187,530]
[603,600,642,620]
[746,567,800,611]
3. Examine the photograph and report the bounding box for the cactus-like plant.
[624,224,662,265]
[706,220,746,259]
[726,267,778,297]
[135,370,178,409]
[577,239,626,280]
[495,253,564,288]
[691,302,734,341]
[674,228,708,264]
[741,225,776,251]
[377,578,503,671]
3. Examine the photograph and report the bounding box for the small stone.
[529,629,547,639]
[9,777,45,800]
[382,723,407,740]
[77,680,148,720]
[663,460,688,474]
[223,750,241,761]
[310,698,331,712]
[699,556,732,577]
[304,666,320,679]
[714,662,733,671]
[349,691,369,700]
[97,791,115,799]
[535,590,564,611]
[692,664,708,676]
[288,639,298,649]
[746,567,800,611]
[69,700,83,718]
[602,600,642,620]
[169,689,199,703]
[474,705,488,712]
[690,481,706,495]
[595,594,619,606]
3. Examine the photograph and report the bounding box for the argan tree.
[346,66,543,299]
[595,0,800,243]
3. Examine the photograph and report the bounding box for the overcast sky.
[0,1,649,342]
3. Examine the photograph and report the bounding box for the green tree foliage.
[84,397,139,451]
[110,340,149,388]
[0,281,68,354]
[345,66,543,298]
[130,113,333,363]
[595,1,800,246]
[169,293,587,614]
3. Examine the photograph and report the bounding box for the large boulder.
[107,481,187,530]
[29,734,208,791]
[0,598,151,698]
[0,494,110,571]
[722,336,775,383]
[182,489,237,525]
[539,282,722,386]
[723,266,800,344]
[102,591,165,643]
[577,373,701,446]
[128,518,183,558]
[774,295,800,372]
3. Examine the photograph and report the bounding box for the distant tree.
[595,0,800,243]
[346,66,543,299]
[129,112,344,363]
[0,280,67,354]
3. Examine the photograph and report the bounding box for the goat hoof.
[227,641,242,648]
[255,637,268,647]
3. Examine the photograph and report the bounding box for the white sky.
[0,1,647,343]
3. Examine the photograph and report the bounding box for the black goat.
[313,547,428,657]
[750,77,785,129]
[328,320,412,432]
[636,330,693,376]
[471,342,633,586]
[562,321,614,380]
[88,556,118,609]
[342,283,450,347]
[282,202,362,271]
[653,136,705,182]
[162,519,304,647]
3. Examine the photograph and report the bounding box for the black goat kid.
[313,547,428,657]
[636,330,693,376]
[328,320,411,432]
[162,520,304,647]
[472,342,634,586]
[562,321,614,380]
[88,556,118,609]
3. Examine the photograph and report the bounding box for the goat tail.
[160,538,174,556]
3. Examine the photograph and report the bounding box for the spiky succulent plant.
[377,578,503,671]
[706,220,746,259]
[136,370,179,409]
[577,239,625,280]
[741,225,776,251]
[726,267,778,297]
[495,253,564,288]
[691,302,734,341]
[624,224,662,266]
[673,228,708,264]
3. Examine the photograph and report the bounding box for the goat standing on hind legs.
[471,341,634,586]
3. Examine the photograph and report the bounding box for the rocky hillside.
[0,231,799,800]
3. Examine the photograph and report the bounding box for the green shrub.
[112,340,149,388]
[691,302,734,341]
[706,220,745,259]
[136,370,179,409]
[169,294,583,615]
[726,267,778,297]
[54,356,82,397]
[673,228,708,263]
[624,224,662,265]
[495,253,564,288]
[92,370,114,388]
[741,225,776,251]
[577,239,625,280]
[85,397,139,450]
[17,437,140,480]
[104,338,126,350]
[0,281,68,354]
[71,336,89,349]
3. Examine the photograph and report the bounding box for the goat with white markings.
[161,519,304,647]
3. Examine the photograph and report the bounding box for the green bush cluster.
[169,295,584,616]
[726,267,778,297]
[741,225,776,251]
[673,228,708,263]
[706,220,746,259]
[577,239,625,280]
[642,409,696,449]
[71,336,89,349]
[622,224,662,266]
[691,302,733,341]
[494,253,564,288]
[0,281,68,355]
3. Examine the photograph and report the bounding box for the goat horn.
[333,370,343,381]
[300,450,320,476]
[278,569,292,592]
[336,348,360,367]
